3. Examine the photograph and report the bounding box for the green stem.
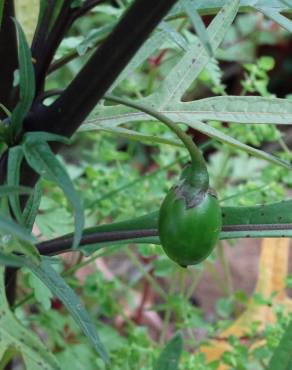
[104,94,207,178]
[125,249,168,300]
[159,271,178,344]
[217,241,233,297]
[186,267,204,300]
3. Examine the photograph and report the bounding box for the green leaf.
[23,181,42,231]
[87,101,290,169]
[76,23,116,56]
[179,118,291,170]
[0,215,36,244]
[10,19,35,136]
[9,239,40,265]
[266,319,292,370]
[153,0,239,107]
[182,0,213,55]
[158,21,189,51]
[0,252,26,267]
[154,332,183,370]
[170,1,291,17]
[0,266,61,369]
[169,96,292,125]
[0,185,31,197]
[27,259,109,363]
[7,146,24,224]
[23,131,71,145]
[23,140,84,248]
[80,124,183,148]
[256,7,292,32]
[27,270,52,310]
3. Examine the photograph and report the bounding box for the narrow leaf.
[10,239,40,264]
[182,0,213,55]
[0,252,26,267]
[80,124,183,148]
[169,96,292,124]
[0,185,31,197]
[23,140,84,248]
[86,103,290,169]
[158,22,189,51]
[0,266,61,369]
[7,146,24,224]
[28,259,109,363]
[257,7,292,32]
[11,19,35,136]
[23,181,42,231]
[154,0,239,106]
[23,131,71,145]
[174,118,291,170]
[0,215,36,244]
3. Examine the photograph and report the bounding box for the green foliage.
[0,267,61,369]
[2,0,292,369]
[22,133,84,249]
[154,332,183,370]
[28,258,108,363]
[10,19,35,138]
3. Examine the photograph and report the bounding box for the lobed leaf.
[182,0,213,55]
[153,0,239,107]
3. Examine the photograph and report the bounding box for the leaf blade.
[11,19,35,136]
[23,140,84,248]
[27,259,109,363]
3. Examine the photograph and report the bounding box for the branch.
[33,1,75,94]
[71,0,104,21]
[37,223,292,257]
[0,0,18,115]
[31,0,55,58]
[37,229,158,256]
[24,0,180,136]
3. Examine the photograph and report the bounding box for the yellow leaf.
[200,238,292,368]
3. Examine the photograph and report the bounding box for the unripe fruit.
[158,167,222,267]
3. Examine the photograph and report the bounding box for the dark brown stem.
[71,0,104,21]
[37,229,158,256]
[0,7,18,368]
[20,0,179,198]
[31,0,55,57]
[25,0,180,136]
[34,1,75,94]
[36,223,292,257]
[0,0,18,115]
[48,48,81,74]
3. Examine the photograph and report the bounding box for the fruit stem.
[104,94,208,180]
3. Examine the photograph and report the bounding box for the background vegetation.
[1,0,292,369]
